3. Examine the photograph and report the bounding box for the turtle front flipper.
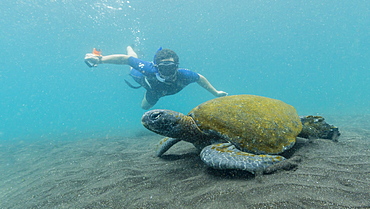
[200,143,285,174]
[156,137,182,157]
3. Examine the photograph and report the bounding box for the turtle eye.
[150,112,162,120]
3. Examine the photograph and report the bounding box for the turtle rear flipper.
[156,137,182,157]
[298,116,341,141]
[200,143,285,174]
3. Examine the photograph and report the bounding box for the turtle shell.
[188,95,302,154]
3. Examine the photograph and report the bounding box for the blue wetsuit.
[128,57,200,105]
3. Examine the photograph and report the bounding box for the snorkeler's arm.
[197,74,228,97]
[99,54,131,65]
[84,46,137,66]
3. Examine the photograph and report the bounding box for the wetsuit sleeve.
[178,69,200,84]
[127,57,157,75]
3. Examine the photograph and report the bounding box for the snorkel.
[155,73,166,82]
[153,47,163,65]
[153,47,165,82]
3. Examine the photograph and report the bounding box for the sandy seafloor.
[0,115,369,209]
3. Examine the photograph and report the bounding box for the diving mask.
[156,61,179,76]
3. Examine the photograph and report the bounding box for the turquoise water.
[0,0,369,140]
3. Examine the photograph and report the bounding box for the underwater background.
[0,0,369,141]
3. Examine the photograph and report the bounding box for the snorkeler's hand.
[84,53,102,67]
[215,91,228,97]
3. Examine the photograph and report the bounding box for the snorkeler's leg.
[141,91,160,110]
[141,98,152,110]
[127,46,138,58]
[141,93,153,110]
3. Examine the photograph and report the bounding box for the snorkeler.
[84,46,228,110]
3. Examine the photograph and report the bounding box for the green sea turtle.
[141,95,339,173]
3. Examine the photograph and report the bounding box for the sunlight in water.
[88,0,144,46]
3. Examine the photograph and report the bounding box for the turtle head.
[142,109,201,139]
